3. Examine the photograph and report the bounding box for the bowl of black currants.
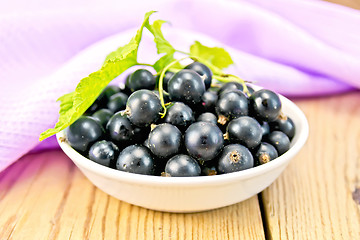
[57,64,309,212]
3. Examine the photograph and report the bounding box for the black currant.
[254,142,278,165]
[197,112,218,125]
[157,71,174,92]
[249,89,282,122]
[148,123,182,158]
[164,102,194,131]
[218,82,243,96]
[92,109,113,128]
[116,145,155,175]
[167,69,205,105]
[265,131,290,155]
[217,144,254,174]
[126,69,156,91]
[269,116,295,140]
[185,62,213,89]
[89,140,119,167]
[201,91,218,112]
[164,154,201,177]
[66,116,104,152]
[125,90,162,127]
[226,116,262,149]
[107,92,128,113]
[106,112,135,143]
[215,90,248,125]
[185,122,224,161]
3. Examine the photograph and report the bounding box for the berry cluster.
[65,62,295,177]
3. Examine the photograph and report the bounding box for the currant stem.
[158,56,191,117]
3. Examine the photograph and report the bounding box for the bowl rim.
[57,90,309,187]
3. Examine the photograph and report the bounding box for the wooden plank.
[324,0,360,9]
[0,150,265,240]
[261,92,360,240]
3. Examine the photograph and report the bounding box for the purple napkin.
[1,0,359,172]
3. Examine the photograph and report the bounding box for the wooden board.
[0,150,265,240]
[262,92,360,240]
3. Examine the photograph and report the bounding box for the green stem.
[174,50,250,95]
[158,56,191,117]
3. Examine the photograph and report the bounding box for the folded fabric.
[1,0,359,172]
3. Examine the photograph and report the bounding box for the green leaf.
[190,41,234,73]
[145,20,175,55]
[39,11,156,141]
[153,53,175,72]
[104,10,156,63]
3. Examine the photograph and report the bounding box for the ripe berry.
[164,102,194,131]
[66,116,104,152]
[201,91,218,112]
[89,140,119,167]
[148,123,182,158]
[127,69,156,91]
[254,142,278,165]
[116,145,155,175]
[185,62,213,89]
[106,112,135,143]
[167,69,205,105]
[185,122,224,161]
[217,144,254,174]
[164,154,201,177]
[125,90,162,127]
[197,112,217,125]
[216,90,248,125]
[92,109,113,128]
[107,92,128,113]
[157,71,174,92]
[269,116,295,140]
[226,116,262,149]
[265,131,290,155]
[249,89,281,122]
[218,82,243,96]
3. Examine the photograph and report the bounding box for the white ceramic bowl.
[57,90,309,213]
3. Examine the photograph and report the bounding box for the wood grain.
[0,150,265,240]
[262,92,360,240]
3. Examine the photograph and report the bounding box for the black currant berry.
[92,109,113,128]
[167,69,205,105]
[106,112,135,143]
[269,116,295,140]
[125,90,162,127]
[85,85,120,114]
[116,145,155,175]
[164,154,201,177]
[185,62,213,89]
[148,123,182,158]
[218,82,243,96]
[254,142,278,165]
[107,92,128,113]
[197,112,218,125]
[66,116,104,152]
[249,89,282,122]
[152,90,170,103]
[217,144,254,174]
[157,71,174,92]
[265,131,290,155]
[89,140,119,167]
[185,122,224,161]
[164,102,194,131]
[226,116,262,149]
[259,121,270,138]
[127,69,156,91]
[201,91,218,112]
[216,90,248,125]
